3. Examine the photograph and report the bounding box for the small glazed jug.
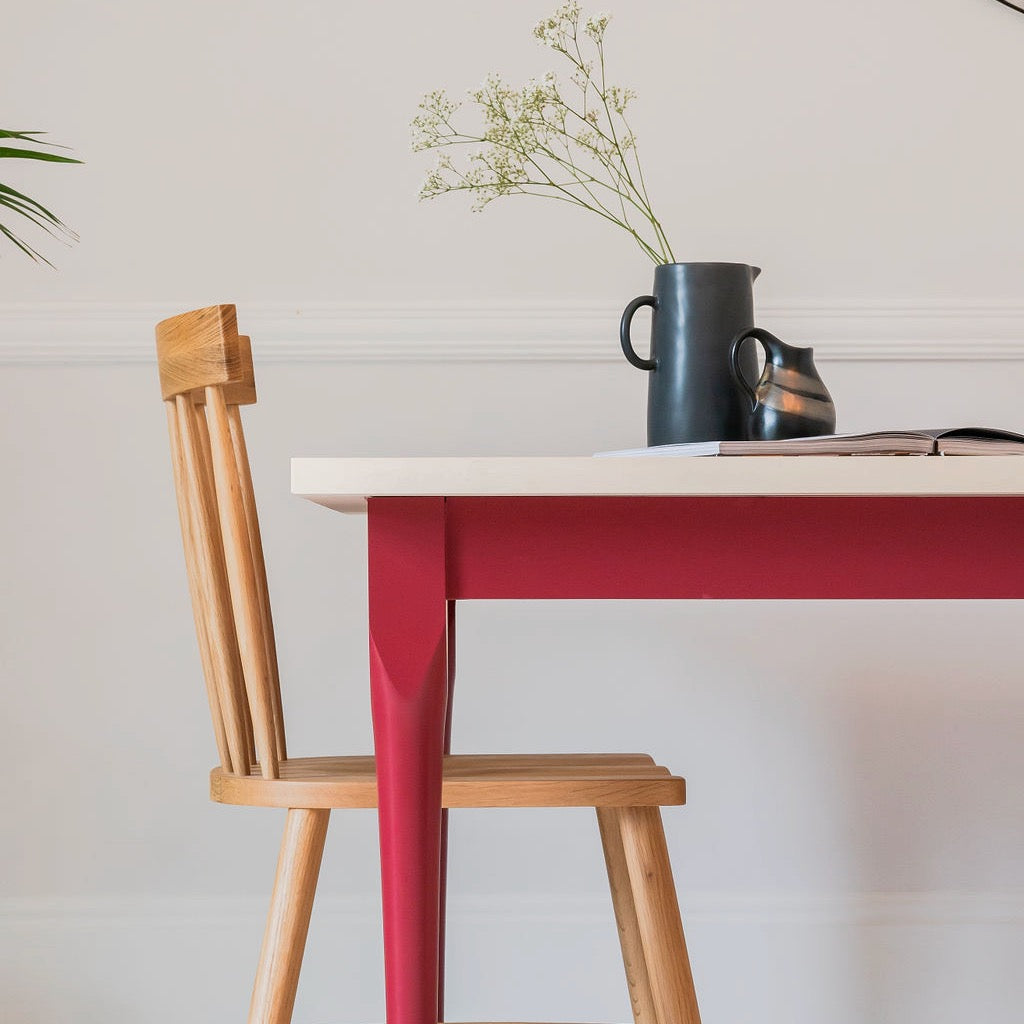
[728,328,836,440]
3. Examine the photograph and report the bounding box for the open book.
[598,427,1024,458]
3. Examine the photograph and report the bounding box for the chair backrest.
[157,304,286,780]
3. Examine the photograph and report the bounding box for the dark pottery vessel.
[620,262,761,445]
[728,328,836,440]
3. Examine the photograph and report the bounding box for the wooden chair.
[156,303,702,1024]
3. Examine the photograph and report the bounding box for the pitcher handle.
[728,327,765,410]
[620,295,658,371]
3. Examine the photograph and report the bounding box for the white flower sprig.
[411,2,675,265]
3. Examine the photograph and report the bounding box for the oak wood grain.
[248,808,329,1024]
[156,305,243,400]
[211,754,686,810]
[174,393,252,774]
[598,806,659,1024]
[614,806,702,1024]
[206,385,279,779]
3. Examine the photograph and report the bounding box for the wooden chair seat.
[211,752,686,809]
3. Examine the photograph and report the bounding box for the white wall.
[2,2,1023,1023]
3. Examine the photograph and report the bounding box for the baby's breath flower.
[533,1,582,48]
[412,4,675,265]
[584,13,610,40]
[606,85,636,114]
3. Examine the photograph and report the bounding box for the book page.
[719,432,936,455]
[937,437,1024,455]
[596,428,1024,458]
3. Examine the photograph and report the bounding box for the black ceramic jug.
[620,263,761,445]
[728,328,836,440]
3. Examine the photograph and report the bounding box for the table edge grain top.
[290,455,1024,514]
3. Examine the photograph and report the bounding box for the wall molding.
[4,890,1023,928]
[9,891,1021,1023]
[1,301,1024,365]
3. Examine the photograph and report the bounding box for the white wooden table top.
[291,455,1024,514]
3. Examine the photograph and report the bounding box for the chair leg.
[598,807,659,1024]
[597,806,701,1024]
[248,808,330,1024]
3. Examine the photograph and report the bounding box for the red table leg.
[368,497,449,1024]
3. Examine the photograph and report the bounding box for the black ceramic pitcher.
[620,262,761,445]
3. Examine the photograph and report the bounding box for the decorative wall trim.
[5,891,1021,1024]
[3,890,1023,927]
[2,301,1024,365]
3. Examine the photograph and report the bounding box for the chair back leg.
[598,806,701,1024]
[249,808,330,1024]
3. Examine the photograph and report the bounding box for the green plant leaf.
[0,129,81,263]
[0,222,54,266]
[0,185,78,246]
[0,129,79,152]
[0,145,82,164]
[0,194,70,241]
[0,182,69,228]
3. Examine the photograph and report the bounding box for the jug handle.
[729,327,776,410]
[620,295,658,371]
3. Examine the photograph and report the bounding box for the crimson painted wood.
[368,497,448,1024]
[445,497,1024,599]
[367,491,1024,1024]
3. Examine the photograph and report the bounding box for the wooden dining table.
[291,455,1024,1024]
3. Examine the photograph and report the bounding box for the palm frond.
[0,222,54,267]
[0,129,81,264]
